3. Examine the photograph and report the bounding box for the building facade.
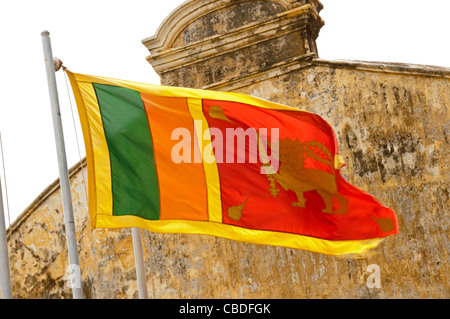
[4,0,449,298]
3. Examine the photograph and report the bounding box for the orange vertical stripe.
[140,94,208,221]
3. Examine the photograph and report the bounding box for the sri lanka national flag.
[67,70,398,256]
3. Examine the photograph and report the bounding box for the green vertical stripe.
[93,83,160,220]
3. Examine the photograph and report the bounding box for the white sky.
[0,0,449,225]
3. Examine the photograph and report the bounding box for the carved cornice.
[142,0,324,88]
[148,4,320,74]
[142,0,323,53]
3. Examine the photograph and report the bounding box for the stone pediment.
[142,0,324,88]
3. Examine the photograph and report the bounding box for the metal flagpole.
[0,174,12,299]
[41,30,83,299]
[132,227,148,299]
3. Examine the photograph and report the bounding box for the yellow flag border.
[67,71,306,111]
[96,214,383,256]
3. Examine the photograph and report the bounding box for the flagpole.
[41,30,83,299]
[132,227,148,299]
[0,174,12,299]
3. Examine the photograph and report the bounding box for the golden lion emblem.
[261,137,348,215]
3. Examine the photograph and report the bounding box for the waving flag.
[66,70,397,255]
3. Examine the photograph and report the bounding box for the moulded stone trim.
[142,0,323,53]
[149,5,316,73]
[203,57,450,92]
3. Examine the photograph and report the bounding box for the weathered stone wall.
[143,0,324,89]
[6,162,151,299]
[231,60,449,298]
[3,0,449,299]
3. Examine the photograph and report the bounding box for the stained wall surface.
[3,0,449,299]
